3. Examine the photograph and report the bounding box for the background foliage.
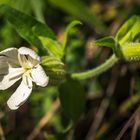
[0,0,140,140]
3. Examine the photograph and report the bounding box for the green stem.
[71,54,119,80]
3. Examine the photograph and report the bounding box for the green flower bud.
[41,56,65,86]
[121,42,140,61]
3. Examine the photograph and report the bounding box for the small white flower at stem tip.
[0,47,49,110]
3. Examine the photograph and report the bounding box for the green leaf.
[94,36,116,48]
[115,16,140,45]
[31,0,45,23]
[63,20,82,51]
[39,37,63,58]
[59,77,86,121]
[4,0,32,14]
[0,4,55,53]
[48,0,107,34]
[0,0,9,5]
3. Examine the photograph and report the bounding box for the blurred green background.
[0,0,140,140]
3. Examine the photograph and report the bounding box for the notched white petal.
[0,48,18,56]
[0,48,20,67]
[7,80,32,110]
[18,47,40,61]
[0,59,9,75]
[18,54,40,68]
[22,75,32,88]
[31,65,49,87]
[0,67,23,90]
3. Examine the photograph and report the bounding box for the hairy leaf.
[116,16,140,45]
[59,77,86,121]
[39,37,63,58]
[94,36,116,48]
[63,20,82,51]
[0,4,56,53]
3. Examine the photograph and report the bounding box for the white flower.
[0,47,49,110]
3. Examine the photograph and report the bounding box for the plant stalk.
[71,54,119,79]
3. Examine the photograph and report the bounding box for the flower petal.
[31,65,49,87]
[22,75,32,88]
[0,48,23,90]
[7,79,32,110]
[18,47,40,68]
[0,66,23,90]
[0,57,9,75]
[0,48,20,67]
[18,47,40,61]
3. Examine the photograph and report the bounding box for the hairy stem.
[71,54,119,79]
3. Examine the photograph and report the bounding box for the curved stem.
[71,54,119,80]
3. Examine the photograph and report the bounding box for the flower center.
[23,67,32,78]
[22,68,32,88]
